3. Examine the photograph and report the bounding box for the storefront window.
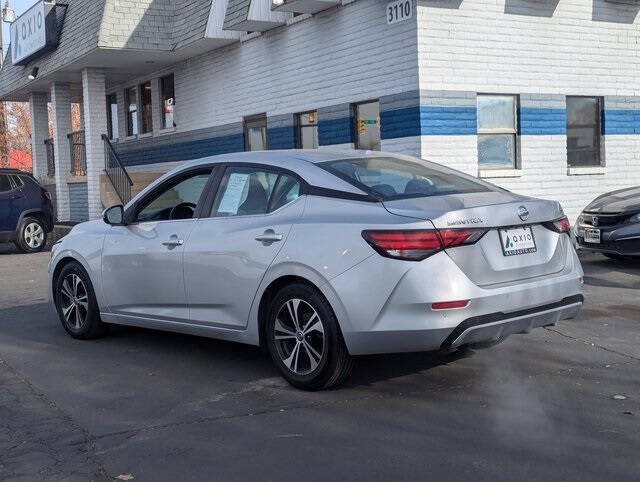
[354,101,381,151]
[106,93,119,140]
[244,114,268,151]
[566,96,602,167]
[140,81,153,134]
[125,87,138,137]
[161,74,175,129]
[477,94,518,169]
[296,111,318,149]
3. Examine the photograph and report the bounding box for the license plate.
[498,226,537,256]
[584,228,601,244]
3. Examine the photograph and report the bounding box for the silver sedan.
[49,150,584,390]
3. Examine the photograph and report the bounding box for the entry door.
[101,169,213,322]
[184,166,304,329]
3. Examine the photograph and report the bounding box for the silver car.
[49,150,584,390]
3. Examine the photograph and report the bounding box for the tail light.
[362,229,486,261]
[543,216,570,234]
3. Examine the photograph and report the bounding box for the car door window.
[212,167,279,217]
[10,175,24,189]
[136,170,212,222]
[0,175,11,192]
[269,174,301,212]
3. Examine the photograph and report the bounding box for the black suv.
[0,169,54,252]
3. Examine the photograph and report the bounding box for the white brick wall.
[176,0,418,131]
[82,69,108,219]
[417,0,640,221]
[28,93,49,182]
[51,83,72,222]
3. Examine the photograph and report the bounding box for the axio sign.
[10,1,58,66]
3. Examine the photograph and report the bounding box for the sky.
[1,0,35,56]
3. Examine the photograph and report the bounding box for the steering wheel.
[169,202,196,220]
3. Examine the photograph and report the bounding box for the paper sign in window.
[218,173,249,214]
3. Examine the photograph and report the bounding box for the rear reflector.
[362,229,486,261]
[432,300,469,310]
[543,216,571,234]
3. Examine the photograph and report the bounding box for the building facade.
[0,0,638,223]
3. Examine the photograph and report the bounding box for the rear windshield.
[320,157,491,200]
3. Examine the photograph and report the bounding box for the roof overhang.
[224,0,291,32]
[271,0,340,14]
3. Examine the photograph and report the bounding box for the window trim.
[106,93,119,140]
[125,86,139,137]
[352,100,381,151]
[160,73,175,130]
[476,93,519,170]
[295,110,318,149]
[566,95,603,168]
[243,113,268,152]
[139,80,153,135]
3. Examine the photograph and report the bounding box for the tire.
[266,283,353,391]
[15,216,47,253]
[54,261,109,340]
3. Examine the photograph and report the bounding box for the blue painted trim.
[520,108,566,135]
[318,117,352,145]
[268,125,296,150]
[381,106,477,138]
[117,133,245,166]
[603,109,640,135]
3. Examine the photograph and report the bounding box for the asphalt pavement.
[0,243,638,481]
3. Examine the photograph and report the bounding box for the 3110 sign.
[387,0,413,25]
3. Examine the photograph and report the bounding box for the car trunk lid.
[383,192,569,286]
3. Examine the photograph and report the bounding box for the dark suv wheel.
[266,283,353,390]
[16,216,47,253]
[54,261,109,339]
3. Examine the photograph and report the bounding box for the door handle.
[255,230,283,244]
[162,236,184,248]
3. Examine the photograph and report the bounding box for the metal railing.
[67,130,86,176]
[44,138,55,177]
[102,134,133,205]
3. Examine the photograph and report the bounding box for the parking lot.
[0,243,639,481]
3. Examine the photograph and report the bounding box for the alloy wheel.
[273,298,325,375]
[24,222,44,249]
[59,274,89,330]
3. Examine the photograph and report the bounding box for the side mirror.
[103,205,125,225]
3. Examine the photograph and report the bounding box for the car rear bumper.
[441,294,583,349]
[331,240,584,356]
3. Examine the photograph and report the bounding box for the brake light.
[362,229,486,261]
[543,216,570,234]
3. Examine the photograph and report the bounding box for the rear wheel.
[16,216,46,253]
[266,283,353,390]
[54,262,108,339]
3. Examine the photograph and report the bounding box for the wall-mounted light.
[28,67,39,80]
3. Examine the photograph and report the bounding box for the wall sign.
[387,0,413,25]
[10,1,58,66]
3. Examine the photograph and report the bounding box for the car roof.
[0,168,33,176]
[179,149,378,168]
[126,150,382,208]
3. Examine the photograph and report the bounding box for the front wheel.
[266,283,353,391]
[54,262,108,339]
[16,216,47,253]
